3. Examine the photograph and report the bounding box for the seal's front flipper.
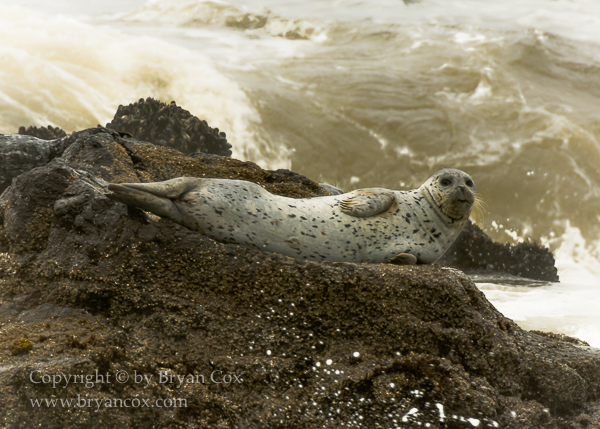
[340,189,395,217]
[388,253,417,265]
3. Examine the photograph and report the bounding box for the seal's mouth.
[446,212,466,221]
[444,194,474,220]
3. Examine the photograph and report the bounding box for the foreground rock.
[0,133,69,194]
[0,128,598,428]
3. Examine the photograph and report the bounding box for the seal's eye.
[466,180,474,187]
[440,178,452,186]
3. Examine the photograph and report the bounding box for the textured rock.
[106,97,232,156]
[0,128,598,428]
[0,134,68,194]
[5,98,231,193]
[18,125,67,140]
[439,220,559,282]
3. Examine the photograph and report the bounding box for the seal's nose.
[456,184,474,203]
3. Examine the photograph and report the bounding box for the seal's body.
[108,169,475,264]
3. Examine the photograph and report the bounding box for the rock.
[439,220,559,282]
[0,134,68,194]
[0,127,598,428]
[18,125,67,140]
[4,98,231,194]
[0,294,31,318]
[17,303,87,324]
[106,97,232,156]
[0,127,128,195]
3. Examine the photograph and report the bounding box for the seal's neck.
[419,186,467,229]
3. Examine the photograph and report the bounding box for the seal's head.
[420,168,475,223]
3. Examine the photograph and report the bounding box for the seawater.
[0,0,598,346]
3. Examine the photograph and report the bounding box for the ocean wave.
[479,280,600,346]
[117,0,329,42]
[478,218,600,347]
[0,5,290,170]
[541,221,600,287]
[239,21,600,244]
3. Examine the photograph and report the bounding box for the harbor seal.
[108,168,475,264]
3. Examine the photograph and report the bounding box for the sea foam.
[0,5,289,169]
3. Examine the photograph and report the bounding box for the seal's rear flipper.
[110,177,202,199]
[107,177,202,223]
[388,253,418,265]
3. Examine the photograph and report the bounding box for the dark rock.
[188,152,228,163]
[531,330,590,347]
[106,97,233,156]
[0,295,31,318]
[439,220,559,282]
[18,125,67,140]
[0,134,68,194]
[6,99,231,195]
[0,305,18,318]
[17,303,87,324]
[0,128,598,428]
[0,127,125,195]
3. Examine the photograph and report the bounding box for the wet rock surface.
[0,127,598,428]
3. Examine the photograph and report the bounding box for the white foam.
[454,32,486,44]
[480,282,600,347]
[0,5,290,169]
[542,221,600,287]
[117,0,246,27]
[480,221,600,347]
[118,0,329,43]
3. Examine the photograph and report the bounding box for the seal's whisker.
[471,193,487,222]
